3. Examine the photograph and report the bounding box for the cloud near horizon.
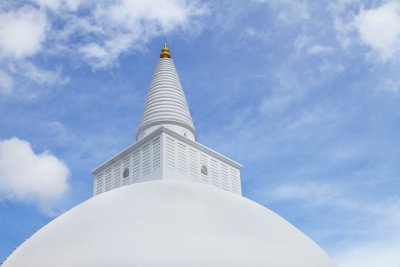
[0,137,70,215]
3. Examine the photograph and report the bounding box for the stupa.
[2,44,337,267]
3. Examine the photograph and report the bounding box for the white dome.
[4,181,336,267]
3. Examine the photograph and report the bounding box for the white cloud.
[308,45,336,55]
[25,0,208,68]
[263,180,400,266]
[32,0,63,9]
[260,93,299,113]
[244,27,256,37]
[0,69,13,95]
[2,61,69,93]
[0,137,70,215]
[294,35,337,58]
[383,78,400,92]
[294,34,312,57]
[259,0,309,24]
[333,1,400,62]
[355,2,400,62]
[0,0,208,91]
[17,61,69,85]
[31,0,82,11]
[265,180,400,238]
[0,5,47,59]
[318,60,345,73]
[269,182,359,209]
[71,0,208,68]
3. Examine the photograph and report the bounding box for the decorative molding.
[92,127,242,175]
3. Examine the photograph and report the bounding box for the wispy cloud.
[259,0,310,24]
[0,0,209,93]
[267,181,400,218]
[335,239,400,267]
[307,45,336,55]
[0,69,13,95]
[65,0,208,68]
[14,61,69,85]
[254,172,400,265]
[383,78,400,92]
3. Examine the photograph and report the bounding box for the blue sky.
[0,0,400,266]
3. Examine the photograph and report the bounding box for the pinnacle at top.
[160,43,171,58]
[136,44,196,141]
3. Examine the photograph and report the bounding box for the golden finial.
[160,43,171,58]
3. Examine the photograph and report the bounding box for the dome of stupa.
[3,44,337,267]
[3,181,336,267]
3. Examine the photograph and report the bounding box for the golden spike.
[160,43,171,58]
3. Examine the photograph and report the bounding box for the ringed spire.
[136,44,196,141]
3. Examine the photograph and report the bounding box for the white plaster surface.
[137,58,196,141]
[4,181,336,267]
[138,124,195,141]
[92,129,242,196]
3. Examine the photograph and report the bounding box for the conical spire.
[136,44,196,141]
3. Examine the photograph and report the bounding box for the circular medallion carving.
[201,165,208,175]
[123,167,129,178]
